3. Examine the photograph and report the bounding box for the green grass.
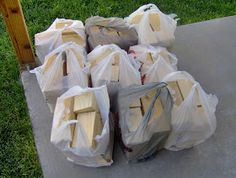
[0,0,236,177]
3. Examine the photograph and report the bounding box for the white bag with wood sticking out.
[50,85,113,167]
[129,45,177,83]
[162,71,218,151]
[88,44,141,88]
[35,18,86,64]
[125,4,177,47]
[31,42,88,112]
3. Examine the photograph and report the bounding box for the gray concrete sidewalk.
[21,16,236,178]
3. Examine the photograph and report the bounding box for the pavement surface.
[21,16,236,178]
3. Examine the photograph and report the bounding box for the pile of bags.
[32,3,218,167]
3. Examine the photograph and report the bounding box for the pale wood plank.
[0,0,35,65]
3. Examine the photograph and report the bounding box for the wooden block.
[90,26,100,33]
[159,50,171,64]
[0,0,35,65]
[167,81,183,106]
[104,27,118,36]
[43,54,57,72]
[71,111,103,149]
[130,99,141,108]
[128,108,143,132]
[112,53,120,66]
[111,65,119,82]
[63,97,76,135]
[73,92,98,113]
[167,80,203,111]
[178,80,203,111]
[55,21,73,29]
[141,89,163,125]
[61,32,85,46]
[90,48,113,67]
[149,13,160,31]
[130,13,144,24]
[145,52,154,65]
[130,13,160,31]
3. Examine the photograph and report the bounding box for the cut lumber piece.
[111,65,119,82]
[167,80,204,111]
[167,81,183,106]
[141,89,163,125]
[61,32,85,46]
[71,111,103,149]
[159,50,171,64]
[43,54,57,72]
[130,99,141,108]
[90,48,113,67]
[63,97,76,135]
[130,13,160,31]
[177,80,203,111]
[112,53,120,66]
[89,19,120,41]
[149,13,160,31]
[128,108,143,132]
[0,0,35,65]
[55,21,73,29]
[74,92,98,113]
[55,21,85,46]
[145,52,154,64]
[130,13,144,24]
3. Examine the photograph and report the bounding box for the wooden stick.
[0,0,35,66]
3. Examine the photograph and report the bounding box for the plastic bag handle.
[140,82,167,129]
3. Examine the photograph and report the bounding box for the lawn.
[0,0,236,177]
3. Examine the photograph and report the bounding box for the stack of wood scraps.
[57,91,103,150]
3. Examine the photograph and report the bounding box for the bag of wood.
[117,82,173,162]
[162,71,218,151]
[31,42,88,112]
[50,85,114,167]
[85,16,138,51]
[129,44,177,84]
[35,18,86,64]
[88,44,141,110]
[125,4,178,47]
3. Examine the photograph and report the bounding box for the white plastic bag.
[31,42,88,112]
[129,45,177,83]
[125,4,177,47]
[35,18,86,64]
[50,85,113,167]
[162,71,218,151]
[88,44,141,88]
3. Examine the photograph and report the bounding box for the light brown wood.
[111,65,119,82]
[74,92,98,114]
[64,97,76,135]
[141,89,163,125]
[90,48,113,67]
[55,21,73,29]
[128,108,143,132]
[0,0,35,65]
[149,13,160,31]
[130,99,141,108]
[178,80,203,111]
[55,20,85,47]
[130,12,160,31]
[167,80,204,111]
[167,81,183,106]
[71,111,103,149]
[130,13,144,24]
